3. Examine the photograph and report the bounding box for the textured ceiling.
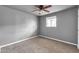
[4,5,75,16]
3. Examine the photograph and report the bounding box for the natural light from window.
[46,16,57,27]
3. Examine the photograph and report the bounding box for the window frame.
[46,16,57,27]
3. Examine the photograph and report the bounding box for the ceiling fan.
[32,5,52,14]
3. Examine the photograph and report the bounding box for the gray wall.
[0,6,38,46]
[39,7,78,44]
[78,6,79,48]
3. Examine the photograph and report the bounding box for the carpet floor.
[1,37,79,53]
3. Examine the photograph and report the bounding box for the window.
[46,16,56,27]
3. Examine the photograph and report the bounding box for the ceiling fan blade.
[43,9,50,12]
[44,5,52,9]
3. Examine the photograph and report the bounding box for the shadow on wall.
[15,19,38,39]
[0,19,37,46]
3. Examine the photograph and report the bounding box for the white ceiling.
[4,5,75,16]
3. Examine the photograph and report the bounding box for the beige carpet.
[1,37,79,53]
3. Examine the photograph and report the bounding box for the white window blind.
[46,16,56,27]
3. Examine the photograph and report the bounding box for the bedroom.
[0,5,79,53]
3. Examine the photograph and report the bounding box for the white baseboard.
[39,35,77,46]
[0,36,38,48]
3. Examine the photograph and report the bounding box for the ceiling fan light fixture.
[32,5,52,14]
